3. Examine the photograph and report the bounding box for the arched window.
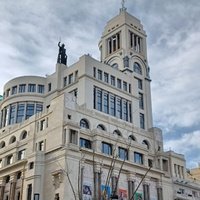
[80,119,89,129]
[128,135,136,142]
[134,62,142,75]
[0,141,5,148]
[97,124,106,131]
[142,140,150,149]
[9,136,16,144]
[20,130,27,140]
[113,129,122,136]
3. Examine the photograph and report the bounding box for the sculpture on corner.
[57,42,67,65]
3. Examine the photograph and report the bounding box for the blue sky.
[0,0,200,168]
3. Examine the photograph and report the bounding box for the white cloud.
[164,131,200,168]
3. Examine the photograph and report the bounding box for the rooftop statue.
[57,42,67,65]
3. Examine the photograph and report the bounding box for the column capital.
[127,172,136,181]
[156,181,162,188]
[112,170,119,178]
[143,177,150,185]
[0,178,5,186]
[94,163,102,173]
[10,173,17,182]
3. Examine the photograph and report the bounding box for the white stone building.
[0,6,200,200]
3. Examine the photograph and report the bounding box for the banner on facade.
[83,183,92,200]
[118,188,128,200]
[135,192,142,200]
[101,185,111,199]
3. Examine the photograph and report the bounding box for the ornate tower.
[98,6,153,129]
[99,7,148,73]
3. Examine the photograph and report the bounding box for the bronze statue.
[57,42,67,65]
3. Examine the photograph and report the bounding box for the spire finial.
[120,0,127,12]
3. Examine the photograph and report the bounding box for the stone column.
[127,173,136,199]
[111,170,118,197]
[9,174,16,200]
[143,179,150,200]
[157,187,163,200]
[94,164,102,200]
[0,178,6,200]
[157,181,163,200]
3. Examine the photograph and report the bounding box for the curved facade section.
[3,76,46,99]
[0,76,46,128]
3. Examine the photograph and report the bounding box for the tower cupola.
[98,8,148,76]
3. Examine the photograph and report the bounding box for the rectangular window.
[107,32,121,55]
[48,83,51,92]
[12,86,17,95]
[29,162,34,170]
[7,155,13,165]
[38,85,45,93]
[102,142,112,155]
[6,88,10,97]
[16,103,25,123]
[93,67,96,78]
[34,194,40,200]
[111,76,115,86]
[27,184,32,200]
[162,159,168,171]
[139,93,144,109]
[63,76,67,87]
[94,87,132,122]
[80,138,92,149]
[118,147,128,160]
[129,103,132,123]
[148,159,153,168]
[110,95,115,116]
[39,141,44,151]
[140,113,145,129]
[116,97,122,119]
[134,152,143,164]
[130,31,142,53]
[108,38,112,54]
[123,100,128,121]
[123,81,127,91]
[70,129,78,145]
[103,92,109,114]
[69,73,73,84]
[97,89,102,111]
[18,149,26,160]
[117,79,122,89]
[98,69,102,80]
[75,70,78,81]
[40,119,46,131]
[26,103,35,119]
[104,72,109,83]
[19,84,26,93]
[9,105,16,125]
[28,84,36,92]
[138,79,143,90]
[129,84,131,93]
[36,104,43,113]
